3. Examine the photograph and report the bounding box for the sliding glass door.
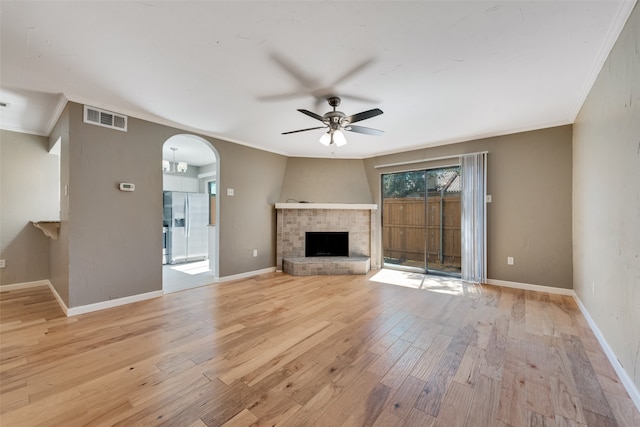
[382,166,462,277]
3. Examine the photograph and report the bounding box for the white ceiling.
[0,1,636,160]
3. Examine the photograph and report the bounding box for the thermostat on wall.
[119,183,135,192]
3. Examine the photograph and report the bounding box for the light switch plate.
[227,188,234,196]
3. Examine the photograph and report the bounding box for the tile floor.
[162,260,216,293]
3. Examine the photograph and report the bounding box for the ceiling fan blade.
[331,58,376,87]
[257,91,309,102]
[282,126,326,135]
[298,109,325,122]
[338,93,380,105]
[344,125,384,136]
[344,108,383,124]
[270,53,318,88]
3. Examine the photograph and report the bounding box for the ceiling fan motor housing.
[327,96,341,108]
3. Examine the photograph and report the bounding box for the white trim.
[485,278,575,296]
[217,267,277,283]
[373,151,488,169]
[573,294,640,412]
[66,290,163,317]
[0,280,51,291]
[570,0,637,121]
[47,281,69,316]
[197,171,216,179]
[275,203,378,210]
[45,94,69,136]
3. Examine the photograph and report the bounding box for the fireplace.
[305,232,348,257]
[275,203,378,274]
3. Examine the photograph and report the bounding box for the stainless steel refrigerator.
[163,191,209,264]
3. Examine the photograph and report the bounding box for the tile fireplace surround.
[275,203,378,275]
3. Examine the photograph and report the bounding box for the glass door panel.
[425,168,461,276]
[382,167,461,277]
[382,170,426,271]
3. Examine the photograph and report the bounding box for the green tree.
[382,171,425,198]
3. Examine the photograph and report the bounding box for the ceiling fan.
[282,96,384,147]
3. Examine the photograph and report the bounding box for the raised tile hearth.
[283,256,370,276]
[276,203,378,276]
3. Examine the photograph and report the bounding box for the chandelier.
[162,147,188,174]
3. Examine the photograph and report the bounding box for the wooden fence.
[382,196,461,268]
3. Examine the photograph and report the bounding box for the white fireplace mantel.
[275,203,377,210]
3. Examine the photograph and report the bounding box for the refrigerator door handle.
[185,194,190,237]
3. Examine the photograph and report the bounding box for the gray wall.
[279,158,373,203]
[54,102,286,307]
[573,3,640,391]
[48,106,70,304]
[216,142,287,272]
[364,125,573,289]
[0,130,60,286]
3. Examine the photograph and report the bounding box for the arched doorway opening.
[161,134,219,293]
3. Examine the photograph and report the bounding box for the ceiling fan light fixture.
[333,130,347,147]
[319,132,332,146]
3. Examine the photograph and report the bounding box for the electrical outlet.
[507,257,514,265]
[0,259,5,268]
[252,249,258,257]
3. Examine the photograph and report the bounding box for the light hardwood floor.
[1,270,639,426]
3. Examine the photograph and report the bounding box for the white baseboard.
[0,280,51,292]
[573,294,640,412]
[217,267,277,283]
[40,281,163,317]
[65,290,164,316]
[47,281,69,316]
[485,278,575,296]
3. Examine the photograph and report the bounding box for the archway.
[161,134,219,293]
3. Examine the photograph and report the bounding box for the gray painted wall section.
[61,102,286,307]
[48,105,70,305]
[0,130,59,286]
[573,3,640,391]
[67,103,164,307]
[364,125,574,289]
[279,158,373,203]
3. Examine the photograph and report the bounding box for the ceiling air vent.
[83,105,127,132]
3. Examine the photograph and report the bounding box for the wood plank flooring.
[1,271,639,426]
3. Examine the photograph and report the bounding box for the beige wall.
[364,125,573,289]
[573,3,640,392]
[0,130,60,286]
[279,158,373,203]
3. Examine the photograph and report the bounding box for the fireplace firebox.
[305,232,348,257]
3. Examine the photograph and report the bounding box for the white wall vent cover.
[83,105,127,131]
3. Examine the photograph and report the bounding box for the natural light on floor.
[168,260,210,275]
[370,268,480,296]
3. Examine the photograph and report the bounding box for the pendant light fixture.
[162,147,188,174]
